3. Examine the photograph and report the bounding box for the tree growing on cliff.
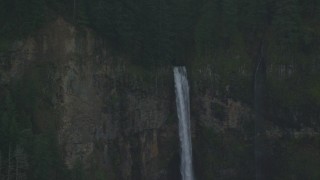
[14,146,28,180]
[70,159,85,180]
[0,94,18,155]
[273,0,301,49]
[0,153,2,178]
[76,0,89,25]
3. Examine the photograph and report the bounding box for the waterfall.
[173,66,194,180]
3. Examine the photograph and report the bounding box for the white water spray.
[174,66,194,180]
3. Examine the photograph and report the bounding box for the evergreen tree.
[0,152,1,177]
[0,0,5,29]
[273,0,302,48]
[70,159,85,180]
[30,133,67,180]
[195,1,220,56]
[31,135,55,180]
[0,95,18,151]
[238,0,269,38]
[76,0,89,25]
[0,152,2,180]
[89,0,119,46]
[14,146,28,180]
[6,145,14,180]
[154,0,177,65]
[222,0,239,37]
[14,0,45,36]
[114,0,137,51]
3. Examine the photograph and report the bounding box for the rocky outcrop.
[38,18,181,180]
[1,17,180,180]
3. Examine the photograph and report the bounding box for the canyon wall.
[1,18,319,180]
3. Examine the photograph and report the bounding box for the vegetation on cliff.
[1,0,320,179]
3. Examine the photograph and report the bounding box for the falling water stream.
[174,66,194,180]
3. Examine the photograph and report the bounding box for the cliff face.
[1,18,319,180]
[1,18,182,180]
